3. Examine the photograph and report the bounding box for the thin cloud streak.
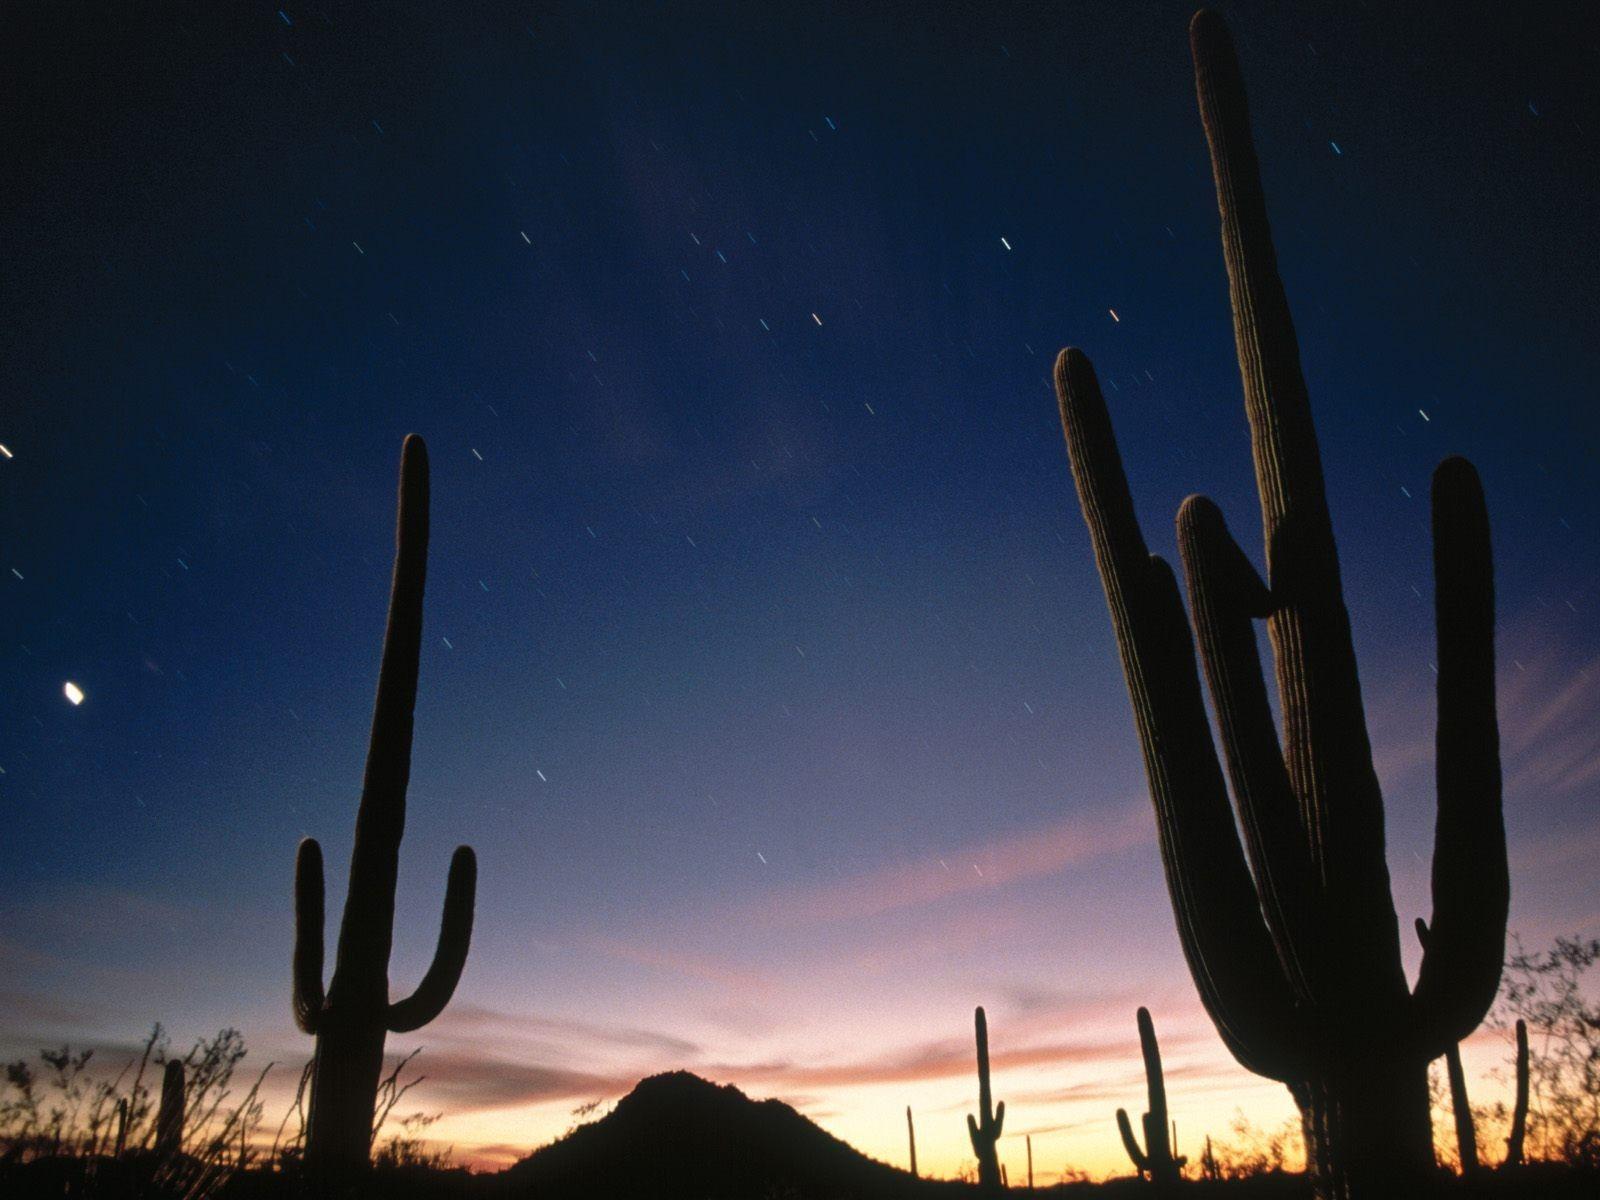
[754,803,1153,928]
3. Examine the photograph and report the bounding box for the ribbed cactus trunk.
[1051,12,1507,1200]
[967,1007,1005,1191]
[293,436,478,1181]
[1116,1008,1186,1184]
[155,1061,184,1160]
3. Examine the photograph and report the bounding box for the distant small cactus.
[1505,1019,1529,1168]
[155,1061,185,1160]
[966,1007,1005,1191]
[112,1096,129,1158]
[1116,1008,1186,1183]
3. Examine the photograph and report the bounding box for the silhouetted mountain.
[503,1071,940,1199]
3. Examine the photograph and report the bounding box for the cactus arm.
[994,1099,1005,1137]
[1443,1043,1478,1173]
[1116,1108,1149,1175]
[387,845,478,1033]
[967,1112,981,1151]
[334,434,430,986]
[1055,348,1303,1081]
[1176,495,1318,998]
[1414,918,1482,1173]
[293,838,326,1034]
[1412,458,1506,1052]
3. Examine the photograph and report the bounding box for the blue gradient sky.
[3,0,1598,1179]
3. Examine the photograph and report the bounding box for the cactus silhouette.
[906,1105,918,1177]
[113,1096,129,1158]
[1505,1019,1529,1168]
[1051,11,1506,1197]
[154,1061,184,1160]
[1415,919,1478,1173]
[1116,1008,1186,1183]
[1026,1133,1033,1189]
[292,435,478,1178]
[966,1006,1005,1191]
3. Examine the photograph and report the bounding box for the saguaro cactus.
[907,1105,918,1177]
[1051,11,1506,1198]
[1026,1133,1034,1189]
[1505,1019,1528,1168]
[1116,1008,1186,1183]
[155,1061,185,1160]
[967,1006,1005,1191]
[292,435,478,1177]
[1416,920,1478,1173]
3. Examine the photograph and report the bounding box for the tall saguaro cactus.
[1116,1008,1185,1184]
[967,1007,1005,1191]
[1051,11,1506,1198]
[292,435,478,1178]
[907,1105,918,1177]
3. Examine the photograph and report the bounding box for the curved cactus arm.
[1414,919,1480,1171]
[387,845,478,1033]
[1412,457,1506,1053]
[335,434,431,981]
[1116,1108,1148,1174]
[993,1099,1004,1137]
[967,1112,981,1151]
[1176,495,1319,998]
[293,837,326,1034]
[1055,348,1303,1082]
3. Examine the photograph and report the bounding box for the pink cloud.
[755,803,1152,927]
[402,1051,633,1113]
[588,937,778,996]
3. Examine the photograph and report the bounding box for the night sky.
[4,0,1598,1179]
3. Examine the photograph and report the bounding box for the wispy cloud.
[587,937,778,995]
[754,804,1151,928]
[702,1020,1215,1095]
[1499,644,1600,799]
[429,1002,701,1060]
[400,1051,632,1113]
[1358,608,1600,815]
